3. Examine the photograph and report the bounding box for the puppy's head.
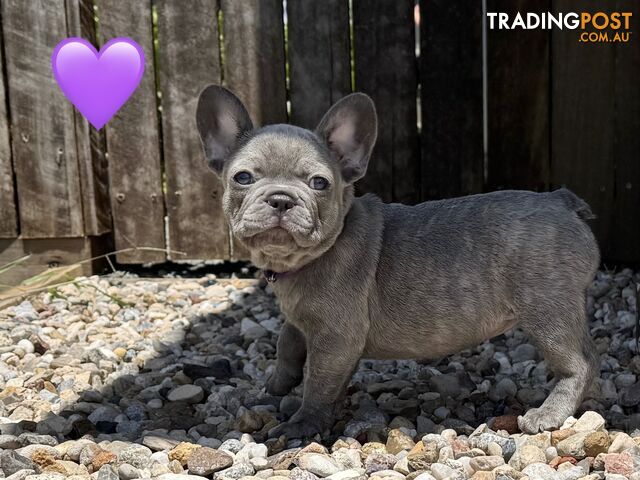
[196,86,377,271]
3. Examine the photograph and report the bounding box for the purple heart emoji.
[51,37,145,130]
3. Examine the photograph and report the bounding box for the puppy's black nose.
[265,193,295,212]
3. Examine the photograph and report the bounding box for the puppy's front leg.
[265,322,306,395]
[269,328,365,438]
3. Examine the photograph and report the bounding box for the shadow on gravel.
[0,267,638,472]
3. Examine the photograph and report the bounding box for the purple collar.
[263,269,298,283]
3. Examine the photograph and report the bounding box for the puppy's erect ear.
[196,85,253,174]
[315,93,377,183]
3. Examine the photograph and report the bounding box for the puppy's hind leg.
[517,304,598,434]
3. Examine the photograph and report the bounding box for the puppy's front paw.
[518,407,567,433]
[265,370,301,396]
[268,419,324,439]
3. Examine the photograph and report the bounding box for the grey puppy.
[196,85,600,437]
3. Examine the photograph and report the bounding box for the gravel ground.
[0,268,637,480]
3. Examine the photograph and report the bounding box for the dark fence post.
[486,0,550,192]
[550,0,616,258]
[287,0,351,130]
[353,0,420,204]
[221,0,287,127]
[610,0,640,264]
[419,0,484,201]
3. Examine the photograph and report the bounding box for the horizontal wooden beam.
[0,236,111,293]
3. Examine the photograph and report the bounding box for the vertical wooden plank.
[419,0,483,200]
[550,0,616,258]
[221,0,286,259]
[157,0,230,260]
[0,11,16,238]
[287,0,351,130]
[353,0,419,204]
[96,0,165,263]
[65,0,111,236]
[221,0,287,126]
[486,0,550,192]
[610,0,640,263]
[2,0,84,238]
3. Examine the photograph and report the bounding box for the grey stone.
[187,447,233,476]
[87,405,120,424]
[0,434,21,449]
[469,455,505,471]
[167,385,205,403]
[619,382,640,407]
[331,448,362,470]
[290,466,321,480]
[5,469,37,480]
[430,375,461,398]
[556,432,590,459]
[522,462,557,479]
[143,434,181,451]
[573,411,606,432]
[296,453,342,477]
[0,451,36,476]
[157,474,209,480]
[510,343,537,362]
[365,454,397,475]
[18,433,57,447]
[492,378,518,400]
[118,463,141,480]
[429,463,456,480]
[212,462,254,479]
[117,444,153,469]
[219,438,244,454]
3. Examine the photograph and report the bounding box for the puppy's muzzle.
[265,193,297,213]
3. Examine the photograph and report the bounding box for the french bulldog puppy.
[196,85,600,438]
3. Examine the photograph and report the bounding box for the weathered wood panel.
[221,0,287,126]
[96,0,165,263]
[419,0,483,200]
[353,0,419,204]
[157,0,230,260]
[550,1,616,257]
[287,0,351,129]
[65,0,111,236]
[0,15,16,238]
[610,0,640,263]
[486,0,550,192]
[2,0,84,238]
[221,0,287,258]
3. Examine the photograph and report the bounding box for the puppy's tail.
[551,187,595,220]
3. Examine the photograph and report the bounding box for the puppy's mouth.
[249,225,291,241]
[242,226,298,251]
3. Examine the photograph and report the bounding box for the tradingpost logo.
[486,11,633,43]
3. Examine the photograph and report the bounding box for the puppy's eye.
[233,171,254,185]
[309,176,329,190]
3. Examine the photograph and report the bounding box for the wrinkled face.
[222,128,348,264]
[196,85,377,271]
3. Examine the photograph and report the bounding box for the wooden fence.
[0,0,638,282]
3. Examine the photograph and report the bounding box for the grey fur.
[196,85,600,437]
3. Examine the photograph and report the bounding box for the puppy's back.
[367,188,599,324]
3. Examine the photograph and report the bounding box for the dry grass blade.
[0,255,31,276]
